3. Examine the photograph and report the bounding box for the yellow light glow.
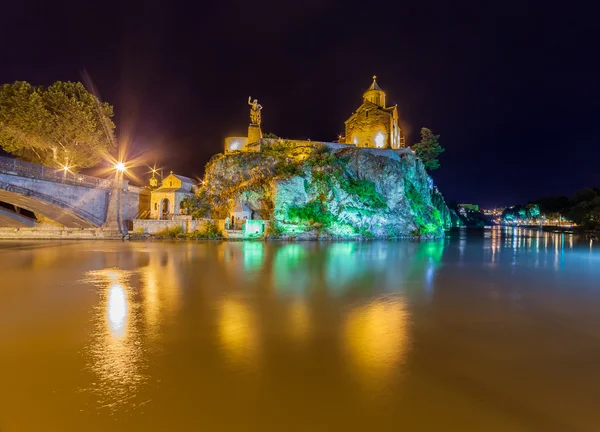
[344,298,409,388]
[107,283,128,337]
[114,161,126,172]
[219,298,258,368]
[374,132,385,148]
[289,301,310,343]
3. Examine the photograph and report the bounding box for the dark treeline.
[503,188,600,229]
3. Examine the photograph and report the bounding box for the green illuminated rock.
[200,142,451,239]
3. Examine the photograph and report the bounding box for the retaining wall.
[133,218,226,234]
[0,226,122,239]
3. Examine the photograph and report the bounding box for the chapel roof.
[343,100,396,124]
[169,172,195,184]
[366,75,383,92]
[153,187,194,194]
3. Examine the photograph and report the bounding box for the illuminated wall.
[224,137,249,153]
[344,103,401,149]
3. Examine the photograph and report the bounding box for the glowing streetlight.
[115,161,126,173]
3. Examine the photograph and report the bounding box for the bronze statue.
[248,96,263,126]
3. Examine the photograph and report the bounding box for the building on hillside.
[227,201,252,230]
[344,76,404,149]
[224,76,406,153]
[149,171,196,220]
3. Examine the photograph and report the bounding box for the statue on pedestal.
[248,96,263,126]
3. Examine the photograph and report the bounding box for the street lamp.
[115,161,126,173]
[111,160,128,236]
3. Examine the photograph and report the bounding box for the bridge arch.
[0,180,105,227]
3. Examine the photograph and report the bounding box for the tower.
[363,76,386,107]
[149,172,158,189]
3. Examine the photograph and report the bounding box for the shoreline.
[0,227,445,242]
[2,226,597,242]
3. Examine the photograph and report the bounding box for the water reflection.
[84,269,145,408]
[107,283,128,338]
[4,233,600,430]
[218,297,259,368]
[70,232,599,417]
[270,241,447,297]
[344,297,409,389]
[273,243,310,294]
[288,300,310,343]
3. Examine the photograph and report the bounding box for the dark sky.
[2,0,599,207]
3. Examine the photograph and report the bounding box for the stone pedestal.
[248,124,262,145]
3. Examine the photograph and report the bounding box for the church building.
[149,172,196,220]
[344,76,404,149]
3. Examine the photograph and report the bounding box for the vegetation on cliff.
[186,141,451,239]
[412,128,445,171]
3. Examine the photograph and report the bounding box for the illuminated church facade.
[343,76,404,149]
[225,76,406,153]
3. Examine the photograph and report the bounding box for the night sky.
[2,0,598,207]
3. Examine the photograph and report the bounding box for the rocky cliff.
[197,141,451,239]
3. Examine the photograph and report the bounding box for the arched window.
[154,202,158,210]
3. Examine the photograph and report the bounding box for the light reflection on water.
[107,283,127,337]
[218,297,260,368]
[84,269,145,409]
[344,297,409,389]
[1,230,600,430]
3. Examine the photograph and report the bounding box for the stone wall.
[224,137,250,153]
[0,226,122,239]
[243,219,267,238]
[133,218,225,234]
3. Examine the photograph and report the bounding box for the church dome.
[363,75,386,107]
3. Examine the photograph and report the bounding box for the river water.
[1,228,600,431]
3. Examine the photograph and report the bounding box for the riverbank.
[0,227,124,240]
[0,227,441,241]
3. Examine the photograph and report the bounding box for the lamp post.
[113,161,127,236]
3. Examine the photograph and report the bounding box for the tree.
[526,204,541,219]
[412,127,445,170]
[0,81,116,169]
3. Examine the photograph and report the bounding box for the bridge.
[0,156,146,230]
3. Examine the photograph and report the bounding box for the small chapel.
[149,171,196,220]
[224,76,405,152]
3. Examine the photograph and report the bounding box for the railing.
[0,156,113,189]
